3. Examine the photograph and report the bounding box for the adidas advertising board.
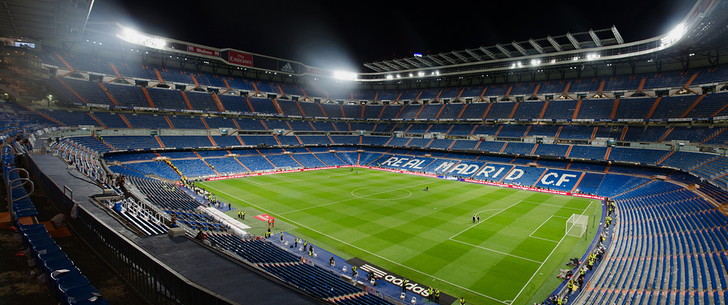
[346,257,456,304]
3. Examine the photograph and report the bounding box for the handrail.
[4,167,34,222]
[9,177,34,202]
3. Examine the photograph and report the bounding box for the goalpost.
[565,214,589,237]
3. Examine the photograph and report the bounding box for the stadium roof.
[358,0,728,79]
[5,0,728,85]
[0,0,95,42]
[86,0,695,65]
[362,27,627,73]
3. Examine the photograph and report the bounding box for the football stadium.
[0,1,727,305]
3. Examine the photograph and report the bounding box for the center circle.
[351,187,413,200]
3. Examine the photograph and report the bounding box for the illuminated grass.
[199,167,601,305]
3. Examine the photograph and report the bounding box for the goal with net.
[565,214,589,237]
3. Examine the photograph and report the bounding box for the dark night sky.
[88,0,696,71]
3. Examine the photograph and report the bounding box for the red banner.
[227,50,254,67]
[187,45,220,56]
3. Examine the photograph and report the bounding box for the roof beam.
[451,51,469,63]
[528,38,544,54]
[511,41,528,56]
[363,63,384,72]
[1,0,20,35]
[438,53,458,65]
[611,25,624,44]
[392,59,412,69]
[479,47,497,60]
[373,62,391,71]
[426,55,445,66]
[402,57,421,67]
[413,56,433,67]
[566,32,581,49]
[589,29,602,47]
[546,36,561,52]
[382,61,402,70]
[495,43,512,58]
[465,49,483,61]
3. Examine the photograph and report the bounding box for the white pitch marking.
[202,183,511,304]
[279,180,431,215]
[509,200,597,304]
[528,215,569,243]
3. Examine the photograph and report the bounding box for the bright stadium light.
[332,70,358,81]
[586,53,601,60]
[661,22,686,47]
[530,59,542,66]
[117,26,167,50]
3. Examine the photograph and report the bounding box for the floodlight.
[586,53,601,60]
[661,22,686,46]
[333,70,358,81]
[117,26,167,50]
[530,59,542,66]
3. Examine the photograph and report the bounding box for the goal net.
[565,214,588,238]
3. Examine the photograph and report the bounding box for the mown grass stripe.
[199,168,601,305]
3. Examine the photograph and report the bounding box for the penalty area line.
[509,200,596,304]
[449,200,523,240]
[202,184,511,305]
[528,215,569,243]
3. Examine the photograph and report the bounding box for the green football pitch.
[198,167,602,305]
